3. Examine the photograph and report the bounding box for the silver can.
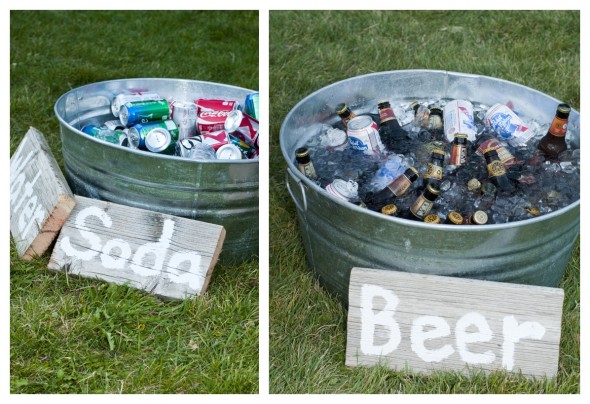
[443,99,477,142]
[346,115,384,155]
[171,101,198,140]
[325,179,359,202]
[111,92,161,117]
[224,109,244,134]
[216,144,243,160]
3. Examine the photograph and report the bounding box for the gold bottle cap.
[447,211,463,224]
[525,206,541,216]
[557,103,571,114]
[454,134,468,139]
[432,148,446,157]
[424,214,441,224]
[336,103,349,115]
[467,178,481,192]
[295,147,310,158]
[426,183,441,195]
[381,204,398,216]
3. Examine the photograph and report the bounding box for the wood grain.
[48,196,225,300]
[346,268,564,379]
[10,127,76,259]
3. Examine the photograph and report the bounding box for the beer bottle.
[335,103,357,128]
[295,147,318,180]
[450,134,468,166]
[365,166,419,211]
[422,149,445,189]
[537,103,571,158]
[476,182,497,210]
[377,99,410,153]
[408,183,441,221]
[445,211,463,225]
[411,101,430,128]
[483,148,515,193]
[428,106,444,131]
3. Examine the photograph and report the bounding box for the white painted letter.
[360,284,401,356]
[61,206,111,261]
[502,315,546,371]
[167,251,204,291]
[411,315,455,362]
[455,312,496,365]
[101,239,133,269]
[130,219,175,276]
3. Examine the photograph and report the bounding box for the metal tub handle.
[285,168,308,212]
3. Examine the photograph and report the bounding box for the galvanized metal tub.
[55,78,258,264]
[280,70,579,304]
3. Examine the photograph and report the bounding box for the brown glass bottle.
[408,183,441,221]
[365,166,419,211]
[295,147,318,180]
[483,148,515,193]
[377,99,410,153]
[335,103,357,127]
[537,103,571,158]
[422,148,445,189]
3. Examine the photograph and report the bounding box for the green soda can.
[81,124,127,145]
[119,99,171,126]
[128,120,179,154]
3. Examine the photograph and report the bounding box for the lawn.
[269,10,580,394]
[10,10,259,394]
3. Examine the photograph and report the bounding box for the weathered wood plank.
[10,127,76,260]
[345,268,564,379]
[48,196,225,300]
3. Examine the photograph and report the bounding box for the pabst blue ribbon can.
[443,100,477,142]
[346,115,383,155]
[485,103,534,147]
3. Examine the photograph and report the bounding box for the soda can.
[103,119,126,130]
[485,103,534,147]
[228,133,256,159]
[171,101,198,140]
[119,99,171,127]
[443,100,477,142]
[216,144,243,160]
[325,179,359,202]
[194,130,230,150]
[195,98,239,113]
[143,127,178,155]
[128,120,179,150]
[177,138,217,160]
[346,115,384,155]
[224,109,244,134]
[81,124,128,145]
[244,92,259,120]
[111,92,161,117]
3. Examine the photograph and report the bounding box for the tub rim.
[280,69,580,231]
[54,77,259,166]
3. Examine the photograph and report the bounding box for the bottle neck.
[548,114,568,137]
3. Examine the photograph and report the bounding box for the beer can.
[443,100,477,142]
[178,138,217,160]
[119,99,171,127]
[245,92,259,120]
[171,101,198,140]
[216,144,243,160]
[128,120,179,150]
[111,92,161,117]
[325,179,359,202]
[346,115,384,155]
[485,103,534,147]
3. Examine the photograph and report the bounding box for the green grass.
[269,10,579,394]
[10,10,259,394]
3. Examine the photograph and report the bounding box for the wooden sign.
[346,268,564,379]
[48,196,225,300]
[10,127,76,260]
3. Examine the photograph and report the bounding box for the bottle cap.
[447,211,463,225]
[471,210,488,225]
[424,214,441,224]
[557,103,571,114]
[431,148,446,158]
[381,204,398,216]
[295,147,310,158]
[426,183,441,195]
[377,99,391,106]
[335,103,348,115]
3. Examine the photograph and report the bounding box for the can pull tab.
[286,168,308,212]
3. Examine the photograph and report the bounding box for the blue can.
[244,92,259,120]
[119,99,171,127]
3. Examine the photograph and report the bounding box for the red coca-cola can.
[195,98,240,135]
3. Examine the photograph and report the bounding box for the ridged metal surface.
[55,78,258,264]
[280,70,580,304]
